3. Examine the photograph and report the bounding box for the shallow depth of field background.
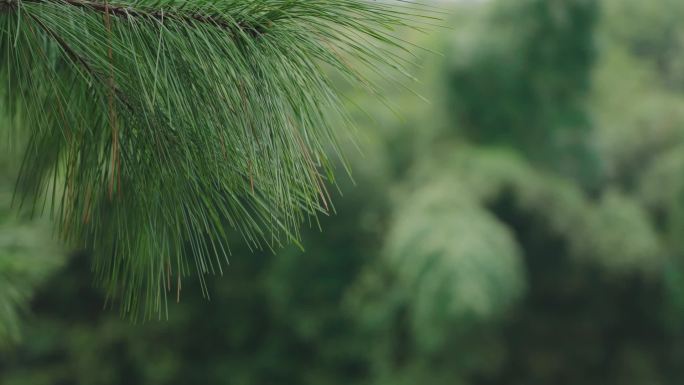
[3,0,684,384]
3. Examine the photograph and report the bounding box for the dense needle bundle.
[0,0,426,318]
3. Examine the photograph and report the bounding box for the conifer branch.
[0,0,432,319]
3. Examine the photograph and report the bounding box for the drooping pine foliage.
[0,0,429,318]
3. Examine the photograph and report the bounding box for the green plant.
[0,0,428,318]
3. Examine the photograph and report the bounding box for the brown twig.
[12,0,266,36]
[103,0,120,200]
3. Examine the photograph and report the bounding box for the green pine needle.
[0,0,431,318]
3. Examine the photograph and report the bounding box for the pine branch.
[0,0,433,319]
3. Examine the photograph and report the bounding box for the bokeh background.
[3,0,684,384]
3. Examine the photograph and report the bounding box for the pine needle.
[0,0,434,319]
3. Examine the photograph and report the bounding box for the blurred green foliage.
[0,139,62,349]
[3,0,684,384]
[446,0,598,184]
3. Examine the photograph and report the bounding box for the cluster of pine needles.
[0,0,435,319]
